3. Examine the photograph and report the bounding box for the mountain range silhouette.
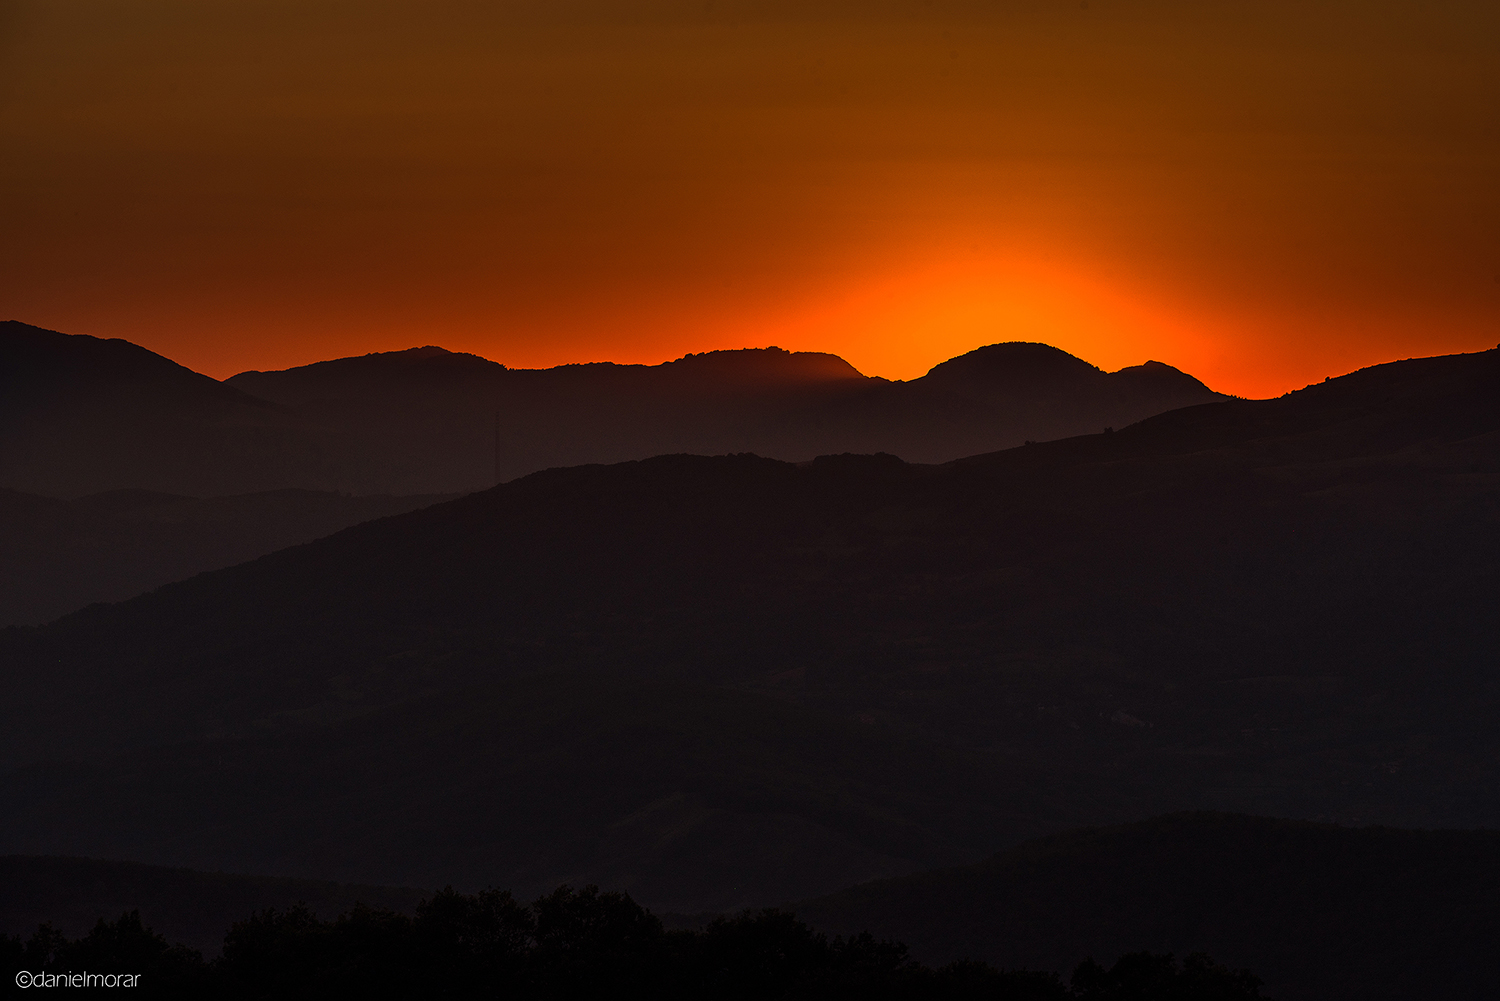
[2,339,1495,925]
[3,320,1223,497]
[0,320,1225,626]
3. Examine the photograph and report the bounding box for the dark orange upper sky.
[3,0,1498,397]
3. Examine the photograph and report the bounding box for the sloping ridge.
[227,345,509,404]
[0,485,452,628]
[0,321,320,497]
[0,320,269,414]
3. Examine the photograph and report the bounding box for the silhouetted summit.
[641,345,869,386]
[919,344,1215,402]
[921,342,1105,392]
[226,345,507,401]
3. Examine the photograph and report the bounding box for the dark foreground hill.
[798,812,1500,1001]
[3,320,1222,496]
[7,813,1495,999]
[0,488,451,627]
[3,882,1263,1001]
[1,346,1496,911]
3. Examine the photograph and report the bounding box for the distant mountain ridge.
[0,320,1218,625]
[2,320,1223,496]
[225,340,1223,494]
[239,343,868,390]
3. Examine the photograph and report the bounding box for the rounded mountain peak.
[920,342,1102,392]
[663,346,867,385]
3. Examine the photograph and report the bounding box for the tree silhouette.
[3,889,1272,999]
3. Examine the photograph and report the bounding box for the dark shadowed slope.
[0,857,424,957]
[0,321,1224,497]
[0,488,453,627]
[797,812,1500,1001]
[0,677,1056,912]
[226,340,1224,492]
[1,347,1495,910]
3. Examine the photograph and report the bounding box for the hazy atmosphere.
[4,0,1498,395]
[4,3,1499,998]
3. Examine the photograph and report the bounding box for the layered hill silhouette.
[2,344,1495,912]
[3,320,1223,497]
[226,340,1223,493]
[797,812,1500,1001]
[0,488,452,628]
[0,319,1224,625]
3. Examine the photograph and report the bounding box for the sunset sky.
[3,0,1498,398]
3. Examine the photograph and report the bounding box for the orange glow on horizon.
[87,237,1489,401]
[4,1,1498,400]
[24,245,1497,402]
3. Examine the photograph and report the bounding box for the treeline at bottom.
[3,884,1267,999]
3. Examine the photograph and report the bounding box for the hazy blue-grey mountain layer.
[3,320,1223,497]
[0,488,453,627]
[1,346,1494,913]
